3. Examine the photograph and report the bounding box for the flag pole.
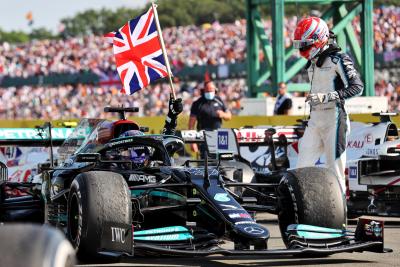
[151,2,176,100]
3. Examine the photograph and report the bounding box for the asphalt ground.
[78,213,399,267]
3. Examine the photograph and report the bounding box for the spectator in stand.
[0,79,246,120]
[0,5,398,80]
[0,5,398,118]
[273,82,293,115]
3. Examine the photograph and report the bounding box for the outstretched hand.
[168,94,183,116]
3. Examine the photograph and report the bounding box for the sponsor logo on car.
[184,167,219,176]
[214,193,230,202]
[135,233,192,241]
[366,148,378,156]
[217,131,229,150]
[364,221,383,237]
[235,221,257,225]
[111,227,126,244]
[244,226,265,235]
[347,140,364,149]
[365,134,373,144]
[129,174,156,183]
[219,204,243,211]
[349,166,358,179]
[0,128,74,140]
[228,213,251,219]
[180,130,204,141]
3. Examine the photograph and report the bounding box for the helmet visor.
[293,39,315,49]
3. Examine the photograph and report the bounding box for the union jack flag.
[112,7,168,94]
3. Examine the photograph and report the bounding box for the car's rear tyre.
[277,167,346,246]
[0,224,75,267]
[67,171,132,262]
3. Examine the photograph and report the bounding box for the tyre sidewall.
[277,167,346,245]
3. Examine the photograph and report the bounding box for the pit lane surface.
[78,214,399,267]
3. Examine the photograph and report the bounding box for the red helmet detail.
[293,17,329,60]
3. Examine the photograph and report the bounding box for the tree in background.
[0,29,29,43]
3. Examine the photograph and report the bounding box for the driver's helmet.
[119,130,150,167]
[293,17,329,60]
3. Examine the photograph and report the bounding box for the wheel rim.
[68,193,80,244]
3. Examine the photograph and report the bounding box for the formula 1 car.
[178,112,400,217]
[0,107,389,262]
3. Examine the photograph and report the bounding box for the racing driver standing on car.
[293,17,363,193]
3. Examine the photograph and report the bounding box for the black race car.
[0,107,390,262]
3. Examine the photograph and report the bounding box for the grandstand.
[0,4,399,119]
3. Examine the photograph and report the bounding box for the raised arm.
[162,95,183,135]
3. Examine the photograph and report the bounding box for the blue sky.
[0,0,148,32]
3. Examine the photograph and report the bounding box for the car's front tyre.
[67,171,132,262]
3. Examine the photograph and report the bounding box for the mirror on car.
[75,153,100,163]
[140,126,149,132]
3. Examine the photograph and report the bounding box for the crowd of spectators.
[0,79,246,120]
[1,75,399,120]
[0,6,398,79]
[0,6,398,119]
[374,67,400,112]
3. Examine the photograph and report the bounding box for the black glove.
[168,94,183,116]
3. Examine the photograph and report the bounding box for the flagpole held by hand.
[151,2,176,100]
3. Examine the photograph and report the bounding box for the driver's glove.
[321,91,340,103]
[168,94,183,117]
[163,94,183,135]
[306,93,321,106]
[306,92,340,106]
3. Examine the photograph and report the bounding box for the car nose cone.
[233,223,270,240]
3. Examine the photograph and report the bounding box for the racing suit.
[296,44,364,192]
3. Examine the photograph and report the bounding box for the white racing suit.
[297,45,364,192]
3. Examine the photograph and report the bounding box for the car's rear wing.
[178,126,302,145]
[0,128,74,146]
[235,126,302,144]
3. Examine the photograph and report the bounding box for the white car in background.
[179,112,400,217]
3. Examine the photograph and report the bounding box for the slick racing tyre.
[0,224,75,267]
[67,171,132,262]
[277,167,346,246]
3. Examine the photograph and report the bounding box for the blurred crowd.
[0,79,246,120]
[375,68,400,112]
[0,6,399,78]
[1,76,399,120]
